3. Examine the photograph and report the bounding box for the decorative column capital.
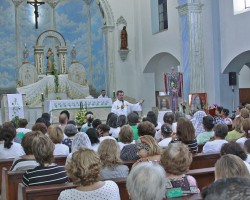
[46,0,60,8]
[12,0,24,7]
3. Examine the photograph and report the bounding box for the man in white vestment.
[111,90,144,116]
[98,89,108,98]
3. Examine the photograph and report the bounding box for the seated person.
[191,111,206,136]
[158,123,172,148]
[16,118,31,140]
[155,112,175,142]
[197,115,215,145]
[202,124,228,154]
[48,125,69,156]
[127,162,166,200]
[86,128,100,151]
[220,142,250,173]
[0,123,25,159]
[22,135,68,186]
[202,177,250,200]
[134,135,162,165]
[171,118,198,153]
[215,154,250,181]
[80,111,94,133]
[32,122,47,135]
[118,125,135,150]
[97,124,115,142]
[62,124,78,152]
[236,118,250,148]
[10,131,42,171]
[221,108,232,125]
[58,148,120,200]
[226,117,244,141]
[98,139,129,179]
[160,143,200,198]
[127,112,139,141]
[244,139,250,163]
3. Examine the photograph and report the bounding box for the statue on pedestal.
[46,48,55,74]
[120,26,128,50]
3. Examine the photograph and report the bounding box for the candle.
[113,90,115,98]
[41,93,44,102]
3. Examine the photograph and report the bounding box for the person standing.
[111,90,144,116]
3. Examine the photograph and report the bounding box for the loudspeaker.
[229,72,237,86]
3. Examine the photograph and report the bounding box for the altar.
[45,98,113,123]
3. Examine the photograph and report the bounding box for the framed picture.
[155,91,170,111]
[188,93,207,113]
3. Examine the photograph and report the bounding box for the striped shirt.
[22,164,68,186]
[171,139,198,153]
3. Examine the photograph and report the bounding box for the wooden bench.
[1,156,67,200]
[18,178,128,200]
[197,144,204,153]
[122,160,136,170]
[187,167,215,191]
[0,158,15,193]
[190,153,220,170]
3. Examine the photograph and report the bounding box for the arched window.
[151,0,168,34]
[233,0,250,14]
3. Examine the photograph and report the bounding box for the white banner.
[7,94,24,121]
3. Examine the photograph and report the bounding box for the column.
[177,0,204,99]
[46,0,60,29]
[58,46,68,74]
[34,46,45,75]
[12,0,23,68]
[102,25,115,97]
[84,0,93,85]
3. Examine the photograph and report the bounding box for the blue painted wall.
[0,0,105,92]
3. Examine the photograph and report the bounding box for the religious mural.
[0,0,105,93]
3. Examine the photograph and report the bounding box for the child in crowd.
[160,143,200,198]
[202,124,228,154]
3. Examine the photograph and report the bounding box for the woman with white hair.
[126,162,166,200]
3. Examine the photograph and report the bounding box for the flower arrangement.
[75,102,87,126]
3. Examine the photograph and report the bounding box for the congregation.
[1,97,250,200]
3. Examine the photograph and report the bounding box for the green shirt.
[130,125,139,140]
[226,130,244,141]
[197,131,214,145]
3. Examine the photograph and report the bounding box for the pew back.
[187,167,215,191]
[18,178,129,200]
[0,158,14,193]
[190,153,220,170]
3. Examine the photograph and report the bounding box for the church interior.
[0,0,250,199]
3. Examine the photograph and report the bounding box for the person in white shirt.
[244,140,250,163]
[158,124,172,148]
[47,125,69,156]
[97,124,116,143]
[59,148,120,200]
[111,90,144,116]
[98,89,109,98]
[16,118,31,140]
[0,123,25,159]
[203,124,228,154]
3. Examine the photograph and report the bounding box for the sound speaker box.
[229,72,237,86]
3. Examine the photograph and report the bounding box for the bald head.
[59,113,68,125]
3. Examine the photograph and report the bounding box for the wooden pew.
[18,178,129,200]
[1,156,67,200]
[0,158,14,193]
[187,167,215,191]
[122,160,136,170]
[190,153,220,170]
[197,144,204,153]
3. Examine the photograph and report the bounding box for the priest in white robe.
[111,90,144,116]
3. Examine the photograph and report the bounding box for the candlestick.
[41,93,44,102]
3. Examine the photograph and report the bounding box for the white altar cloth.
[44,98,113,113]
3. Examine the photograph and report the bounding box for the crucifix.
[27,0,45,29]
